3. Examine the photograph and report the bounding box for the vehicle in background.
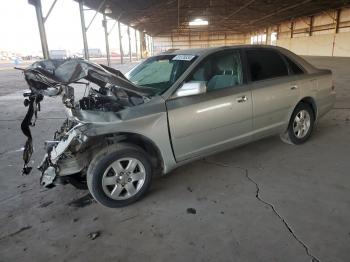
[88,48,102,58]
[12,56,23,65]
[72,53,84,59]
[20,45,335,208]
[111,51,121,58]
[22,55,33,61]
[0,51,9,60]
[49,49,71,59]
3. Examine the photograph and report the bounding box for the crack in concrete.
[0,226,32,241]
[0,188,35,205]
[244,171,321,262]
[203,159,321,262]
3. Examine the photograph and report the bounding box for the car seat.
[207,55,238,91]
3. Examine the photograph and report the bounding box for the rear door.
[244,48,300,139]
[166,49,253,161]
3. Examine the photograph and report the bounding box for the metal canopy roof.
[80,0,350,36]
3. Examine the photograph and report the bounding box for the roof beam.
[248,0,313,25]
[217,0,255,24]
[43,0,58,23]
[86,0,106,31]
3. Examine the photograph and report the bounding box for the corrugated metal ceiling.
[78,0,350,35]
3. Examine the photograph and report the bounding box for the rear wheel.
[281,103,315,145]
[87,144,152,208]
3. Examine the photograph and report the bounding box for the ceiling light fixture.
[189,18,208,26]
[104,5,112,14]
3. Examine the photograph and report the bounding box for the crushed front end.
[20,58,151,188]
[38,119,88,187]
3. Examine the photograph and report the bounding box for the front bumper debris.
[38,123,87,188]
[21,91,43,175]
[40,166,56,187]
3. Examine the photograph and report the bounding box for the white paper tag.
[172,55,195,61]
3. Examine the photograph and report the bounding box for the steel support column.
[171,32,174,48]
[127,27,132,62]
[144,34,148,55]
[118,21,123,64]
[332,9,341,56]
[335,9,341,34]
[140,31,146,59]
[134,29,138,60]
[29,0,49,59]
[78,0,89,60]
[103,14,111,66]
[309,16,314,36]
[151,37,154,56]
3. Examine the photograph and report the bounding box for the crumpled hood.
[24,58,152,97]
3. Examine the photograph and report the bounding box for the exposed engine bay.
[19,59,153,186]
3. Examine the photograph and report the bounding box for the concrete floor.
[0,57,349,262]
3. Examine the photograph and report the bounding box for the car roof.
[160,45,286,56]
[159,45,317,73]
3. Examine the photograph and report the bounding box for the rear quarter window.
[283,55,305,75]
[246,49,289,81]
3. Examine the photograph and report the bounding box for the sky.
[0,0,138,56]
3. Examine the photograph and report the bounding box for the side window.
[246,49,288,81]
[187,51,243,91]
[284,55,304,75]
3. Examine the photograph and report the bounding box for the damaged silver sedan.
[20,46,335,208]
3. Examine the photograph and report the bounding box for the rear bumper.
[318,91,336,119]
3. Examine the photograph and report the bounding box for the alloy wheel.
[293,109,311,139]
[101,157,146,200]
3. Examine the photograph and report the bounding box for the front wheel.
[87,144,152,208]
[281,103,315,145]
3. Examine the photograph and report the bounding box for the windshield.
[126,54,196,95]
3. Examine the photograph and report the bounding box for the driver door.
[166,50,253,161]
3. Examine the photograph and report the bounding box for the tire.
[87,143,152,208]
[282,102,315,145]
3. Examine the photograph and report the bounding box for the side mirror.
[174,81,207,98]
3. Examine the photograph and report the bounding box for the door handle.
[290,85,298,90]
[236,95,248,103]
